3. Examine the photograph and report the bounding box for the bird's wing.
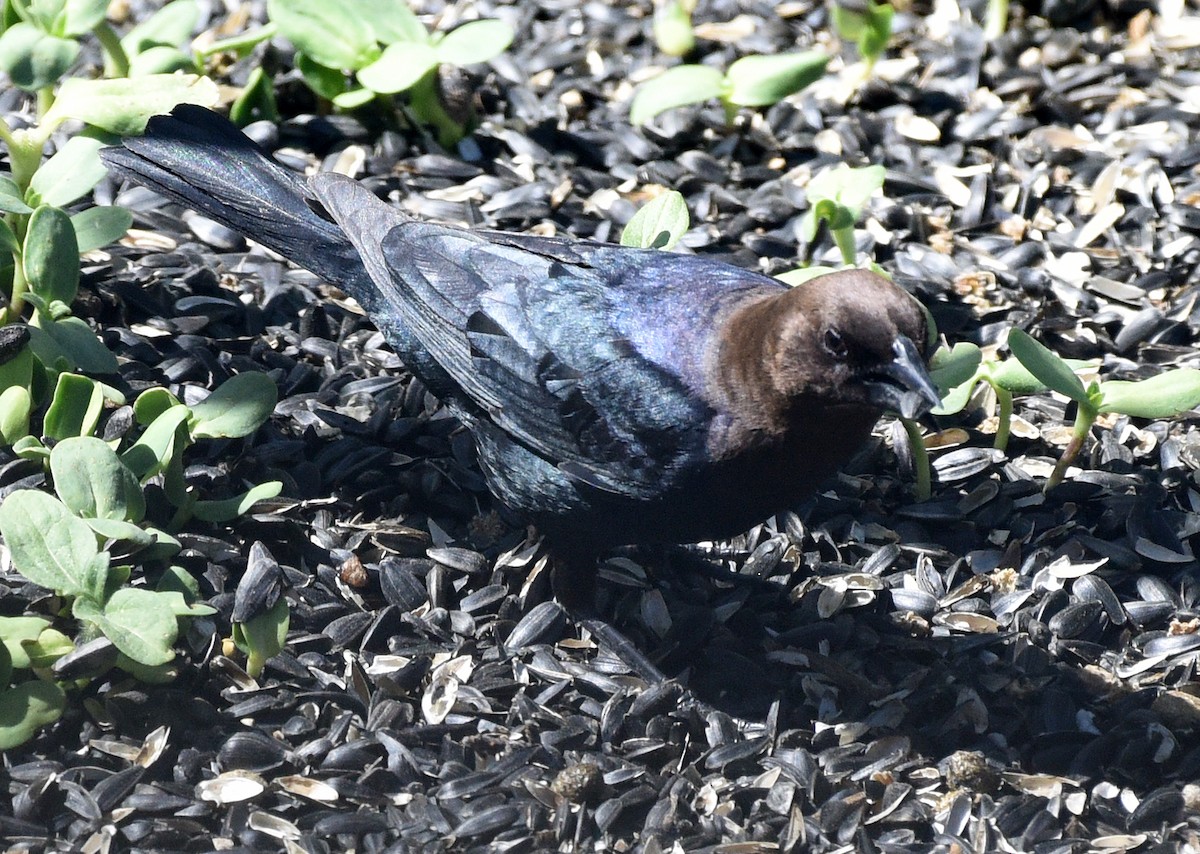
[386,223,712,498]
[310,172,708,498]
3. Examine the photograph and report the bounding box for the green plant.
[653,0,695,57]
[830,0,894,71]
[0,0,202,93]
[1007,329,1200,489]
[620,190,690,250]
[0,371,279,746]
[237,0,513,146]
[230,542,290,679]
[797,163,885,269]
[630,50,829,126]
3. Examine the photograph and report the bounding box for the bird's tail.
[100,104,361,287]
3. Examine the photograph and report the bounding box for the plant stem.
[832,226,857,267]
[93,22,130,78]
[984,0,1009,39]
[901,416,930,501]
[1045,404,1096,490]
[993,385,1012,451]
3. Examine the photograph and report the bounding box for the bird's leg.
[551,549,669,683]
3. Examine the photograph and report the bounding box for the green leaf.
[71,206,133,253]
[51,436,145,522]
[0,489,99,595]
[357,40,439,94]
[42,371,103,440]
[434,19,513,66]
[0,176,33,214]
[653,0,694,57]
[128,44,194,76]
[84,517,154,549]
[229,64,280,126]
[351,0,425,43]
[62,0,108,36]
[774,265,846,286]
[857,2,894,61]
[155,589,215,617]
[0,616,53,670]
[195,23,276,59]
[629,64,724,125]
[267,0,380,70]
[21,627,74,668]
[13,435,49,463]
[806,164,886,221]
[928,342,983,393]
[188,372,278,439]
[0,680,66,750]
[0,384,32,444]
[233,597,289,678]
[121,404,189,481]
[723,50,829,107]
[44,74,219,135]
[1006,329,1089,404]
[156,564,201,602]
[75,588,178,666]
[331,87,378,110]
[120,0,198,55]
[1098,369,1200,418]
[192,480,283,522]
[295,51,351,100]
[28,136,107,208]
[36,315,119,374]
[831,4,867,40]
[132,387,181,425]
[620,190,689,250]
[23,206,79,305]
[0,23,78,91]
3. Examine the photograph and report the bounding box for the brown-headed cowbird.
[102,106,939,673]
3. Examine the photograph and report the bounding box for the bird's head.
[769,269,939,419]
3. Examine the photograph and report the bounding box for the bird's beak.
[863,336,941,419]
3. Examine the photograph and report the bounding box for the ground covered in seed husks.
[4,0,1200,850]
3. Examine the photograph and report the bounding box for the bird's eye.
[823,328,848,359]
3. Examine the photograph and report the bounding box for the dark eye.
[823,328,848,359]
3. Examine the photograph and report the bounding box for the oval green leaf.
[0,489,99,595]
[71,206,134,253]
[192,480,283,523]
[43,371,103,440]
[0,616,53,670]
[0,680,66,750]
[189,372,278,439]
[0,384,32,445]
[37,315,119,374]
[121,404,189,482]
[267,0,380,70]
[51,436,146,522]
[1098,369,1200,419]
[80,588,178,666]
[620,190,689,250]
[0,24,78,91]
[724,50,829,107]
[357,41,439,94]
[44,74,219,135]
[29,136,108,208]
[434,19,513,66]
[120,0,199,54]
[351,0,426,44]
[23,206,80,305]
[629,64,724,125]
[1006,328,1089,404]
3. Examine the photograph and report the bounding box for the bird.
[102,105,939,675]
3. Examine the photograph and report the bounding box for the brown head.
[713,268,938,452]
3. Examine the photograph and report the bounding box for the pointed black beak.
[864,336,940,419]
